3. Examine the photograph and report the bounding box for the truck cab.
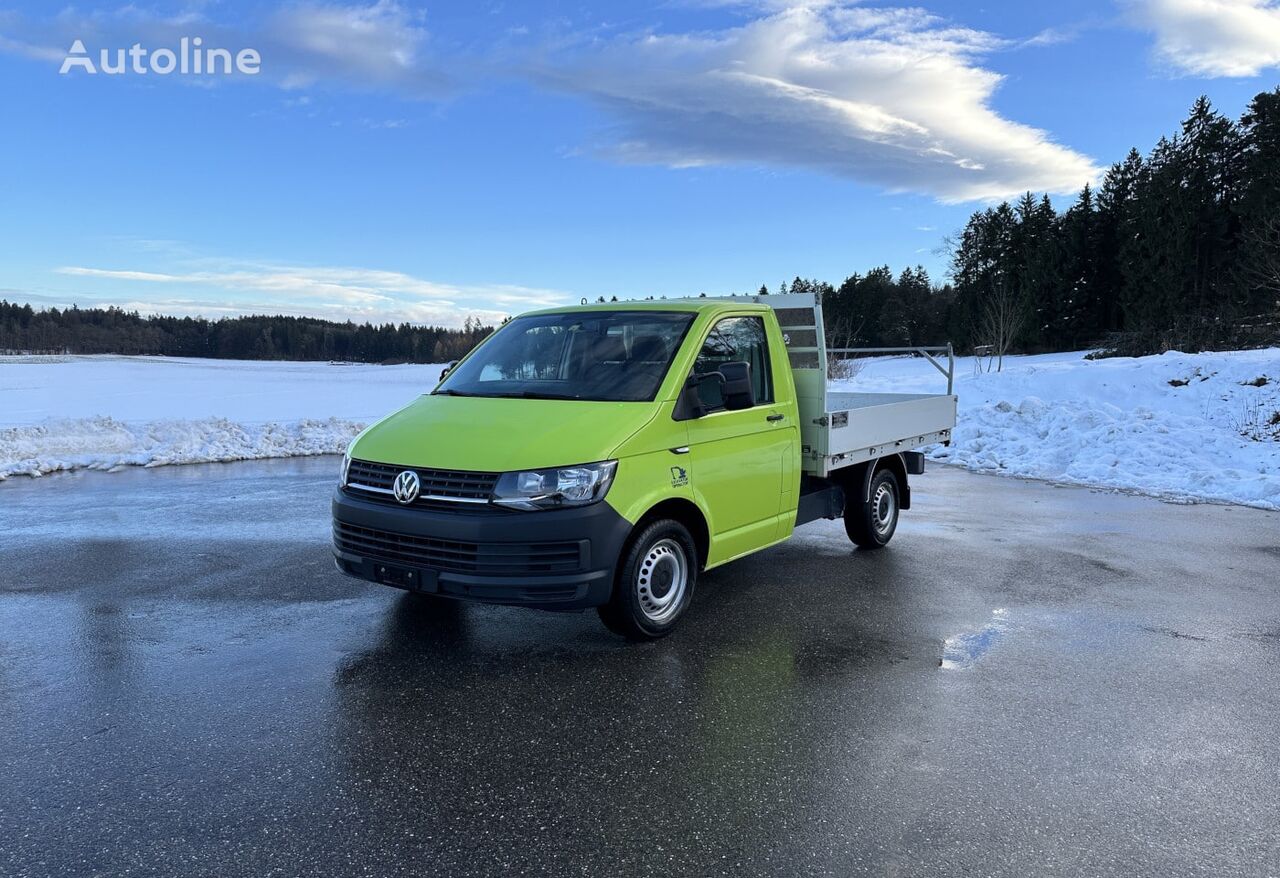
[332,293,956,639]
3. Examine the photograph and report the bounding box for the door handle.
[766,413,785,422]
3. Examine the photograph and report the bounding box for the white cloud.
[1019,25,1081,48]
[59,268,179,283]
[0,1,452,96]
[1129,0,1280,77]
[0,31,64,61]
[264,0,451,95]
[54,262,572,326]
[533,4,1101,202]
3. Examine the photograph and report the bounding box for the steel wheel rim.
[872,482,896,536]
[636,538,688,624]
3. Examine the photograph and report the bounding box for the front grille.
[345,458,502,511]
[333,521,583,575]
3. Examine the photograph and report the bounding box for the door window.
[694,316,773,411]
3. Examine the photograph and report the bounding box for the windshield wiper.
[434,389,583,400]
[488,390,582,400]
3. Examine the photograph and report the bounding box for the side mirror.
[677,375,708,420]
[440,359,459,382]
[718,361,755,410]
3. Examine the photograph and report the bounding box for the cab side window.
[694,316,773,411]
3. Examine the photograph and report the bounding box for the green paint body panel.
[348,301,804,572]
[351,397,661,473]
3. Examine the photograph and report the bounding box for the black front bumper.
[331,488,632,610]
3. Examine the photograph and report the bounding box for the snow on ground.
[0,356,442,479]
[3,349,1280,511]
[844,348,1280,510]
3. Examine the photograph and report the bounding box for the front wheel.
[597,519,697,641]
[845,469,900,549]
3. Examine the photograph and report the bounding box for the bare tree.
[825,314,866,380]
[978,278,1025,373]
[828,355,865,381]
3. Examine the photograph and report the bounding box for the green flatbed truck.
[332,292,956,639]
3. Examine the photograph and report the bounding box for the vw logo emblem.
[392,470,420,505]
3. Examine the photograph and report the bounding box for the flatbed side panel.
[805,394,957,476]
[823,394,957,456]
[809,428,952,476]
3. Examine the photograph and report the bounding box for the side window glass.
[693,316,773,410]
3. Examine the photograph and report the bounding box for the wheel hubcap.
[636,538,688,624]
[872,483,896,536]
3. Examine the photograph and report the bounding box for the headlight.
[339,452,351,487]
[492,460,618,511]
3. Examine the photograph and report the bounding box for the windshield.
[436,311,695,402]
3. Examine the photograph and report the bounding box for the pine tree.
[1096,148,1145,334]
[1237,88,1280,312]
[952,203,1018,350]
[1120,136,1189,333]
[1058,184,1103,346]
[1012,192,1059,349]
[1179,96,1242,316]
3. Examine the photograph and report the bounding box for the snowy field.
[848,348,1280,510]
[3,349,1279,510]
[0,356,441,479]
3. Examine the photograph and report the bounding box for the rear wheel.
[598,518,697,641]
[844,468,899,549]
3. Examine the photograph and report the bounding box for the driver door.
[685,315,789,561]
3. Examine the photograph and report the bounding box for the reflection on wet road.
[940,608,1009,669]
[2,459,1278,877]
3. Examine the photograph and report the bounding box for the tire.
[598,519,697,641]
[844,468,900,549]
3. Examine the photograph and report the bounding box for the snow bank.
[845,348,1280,510]
[0,416,366,478]
[0,356,442,479]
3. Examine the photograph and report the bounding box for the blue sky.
[1,0,1279,327]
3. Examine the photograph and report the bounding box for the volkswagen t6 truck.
[332,292,956,639]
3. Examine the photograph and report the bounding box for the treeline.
[948,91,1280,357]
[768,89,1280,359]
[0,301,493,363]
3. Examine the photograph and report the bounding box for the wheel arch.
[841,454,911,511]
[633,497,710,570]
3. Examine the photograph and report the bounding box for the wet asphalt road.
[1,458,1279,878]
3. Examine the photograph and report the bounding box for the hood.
[351,394,658,472]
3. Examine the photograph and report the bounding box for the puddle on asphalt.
[940,608,1009,670]
[936,609,1227,670]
